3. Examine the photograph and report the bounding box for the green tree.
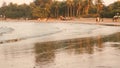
[51,1,60,18]
[94,0,104,15]
[82,0,93,15]
[102,1,120,18]
[74,0,82,17]
[66,0,73,17]
[33,0,52,18]
[30,3,42,18]
[0,2,7,16]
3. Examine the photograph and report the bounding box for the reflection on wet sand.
[97,35,103,48]
[0,32,120,68]
[96,35,103,52]
[34,32,120,68]
[34,36,104,67]
[35,43,55,64]
[0,44,35,68]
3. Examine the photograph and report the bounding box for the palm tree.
[52,1,60,18]
[74,0,82,17]
[66,0,70,17]
[69,0,74,17]
[66,0,73,17]
[94,0,104,15]
[83,0,93,15]
[34,0,53,18]
[59,2,66,17]
[1,2,7,18]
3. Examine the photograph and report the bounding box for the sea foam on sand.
[0,22,120,44]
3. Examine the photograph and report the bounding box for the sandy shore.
[0,22,120,45]
[0,18,120,26]
[0,18,120,68]
[0,18,117,22]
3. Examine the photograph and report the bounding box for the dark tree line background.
[0,0,120,19]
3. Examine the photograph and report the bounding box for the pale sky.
[0,0,118,7]
[103,0,118,5]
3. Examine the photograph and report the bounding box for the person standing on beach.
[100,13,104,22]
[96,16,100,22]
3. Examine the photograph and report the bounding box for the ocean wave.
[0,23,120,44]
[0,27,14,35]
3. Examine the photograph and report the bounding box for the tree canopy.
[0,0,119,19]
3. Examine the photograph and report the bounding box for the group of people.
[113,15,120,22]
[60,16,73,21]
[96,13,120,22]
[113,13,120,22]
[0,15,6,20]
[96,16,103,22]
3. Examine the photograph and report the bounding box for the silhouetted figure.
[113,13,120,22]
[96,16,100,22]
[113,15,118,22]
[100,14,104,22]
[60,16,66,20]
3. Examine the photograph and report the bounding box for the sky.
[0,0,118,7]
[103,0,118,5]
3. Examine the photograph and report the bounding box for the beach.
[0,20,120,68]
[0,20,120,44]
[1,18,120,25]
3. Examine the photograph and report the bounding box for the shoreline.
[0,22,120,45]
[0,18,116,22]
[0,18,120,26]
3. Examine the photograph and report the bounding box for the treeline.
[0,0,120,19]
[101,1,120,18]
[0,3,32,19]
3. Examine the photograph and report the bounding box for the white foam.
[0,27,14,35]
[0,22,120,44]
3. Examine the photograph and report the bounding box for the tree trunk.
[67,6,69,17]
[70,5,72,17]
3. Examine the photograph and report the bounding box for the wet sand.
[0,22,120,44]
[0,32,120,68]
[0,21,120,68]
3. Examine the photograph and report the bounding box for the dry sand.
[0,18,120,26]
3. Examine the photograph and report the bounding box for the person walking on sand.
[96,16,100,22]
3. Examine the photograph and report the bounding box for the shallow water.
[0,22,120,68]
[34,33,120,68]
